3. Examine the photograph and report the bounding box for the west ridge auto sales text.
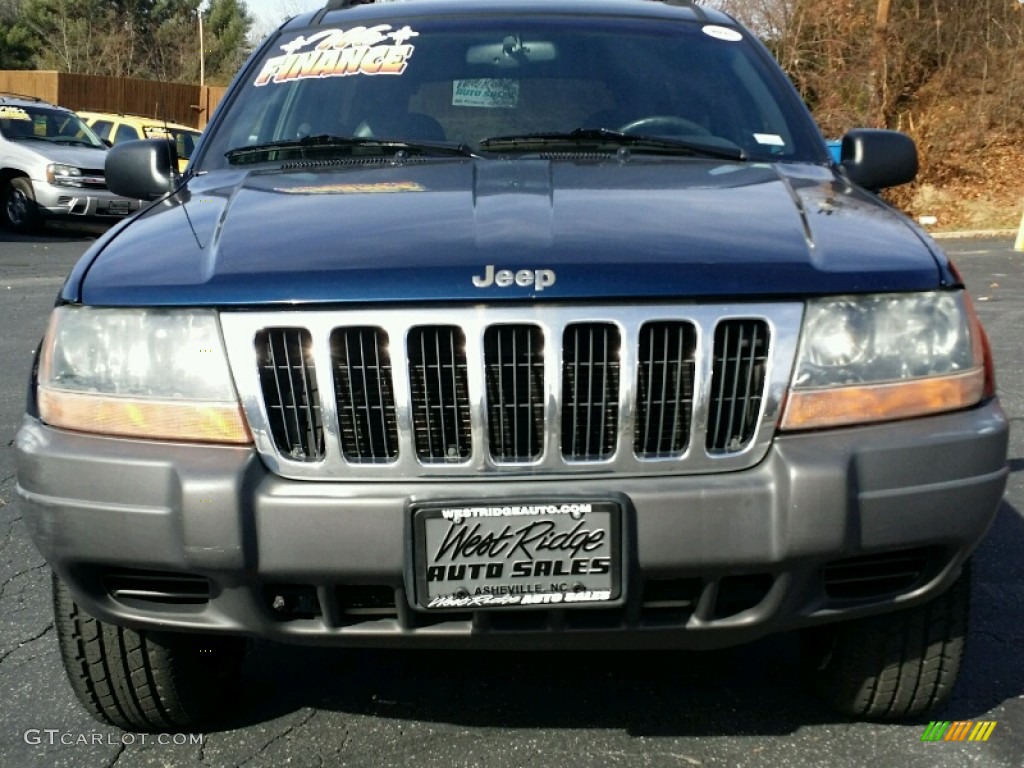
[425,557,610,582]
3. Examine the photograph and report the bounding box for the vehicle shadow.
[232,633,828,737]
[0,221,106,243]
[218,500,1024,737]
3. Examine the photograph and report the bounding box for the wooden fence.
[0,71,227,129]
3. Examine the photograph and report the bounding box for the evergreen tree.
[203,0,254,84]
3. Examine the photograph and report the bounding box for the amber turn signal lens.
[779,368,985,431]
[38,387,252,444]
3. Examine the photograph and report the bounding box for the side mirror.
[839,129,918,191]
[101,138,112,148]
[105,138,178,201]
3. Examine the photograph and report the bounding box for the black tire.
[1,176,41,233]
[52,572,247,731]
[801,561,970,721]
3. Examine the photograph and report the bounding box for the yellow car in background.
[77,111,201,173]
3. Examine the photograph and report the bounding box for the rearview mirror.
[105,138,177,201]
[839,129,918,191]
[466,37,557,66]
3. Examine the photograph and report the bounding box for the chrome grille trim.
[222,303,804,481]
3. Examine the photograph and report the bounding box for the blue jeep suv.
[15,0,1008,730]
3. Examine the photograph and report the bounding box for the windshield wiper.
[225,134,481,164]
[7,134,51,143]
[53,138,99,147]
[478,128,746,161]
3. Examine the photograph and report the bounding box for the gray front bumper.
[15,403,1009,650]
[31,179,139,218]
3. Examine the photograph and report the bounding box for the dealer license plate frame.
[412,500,622,611]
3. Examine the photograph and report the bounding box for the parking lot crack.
[974,629,1019,645]
[237,709,317,767]
[104,743,126,768]
[0,519,20,552]
[0,621,53,666]
[0,563,46,600]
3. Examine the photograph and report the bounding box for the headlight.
[46,163,85,187]
[780,291,987,430]
[37,307,251,443]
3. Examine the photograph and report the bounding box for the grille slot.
[634,322,696,458]
[485,325,545,462]
[408,326,472,462]
[707,319,769,454]
[331,327,398,462]
[105,570,210,605]
[823,548,935,600]
[562,323,620,460]
[713,574,773,618]
[256,328,324,461]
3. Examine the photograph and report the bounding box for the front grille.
[408,326,472,462]
[486,325,545,462]
[634,322,695,458]
[81,168,107,189]
[226,304,801,479]
[707,319,769,454]
[331,327,398,462]
[257,328,324,460]
[562,323,620,460]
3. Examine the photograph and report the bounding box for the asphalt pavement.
[0,227,1021,768]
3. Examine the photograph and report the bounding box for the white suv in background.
[0,94,141,232]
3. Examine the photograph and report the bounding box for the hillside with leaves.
[716,0,1024,230]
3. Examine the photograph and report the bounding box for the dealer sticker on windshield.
[413,501,620,610]
[452,79,520,108]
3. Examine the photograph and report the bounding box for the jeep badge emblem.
[472,265,556,291]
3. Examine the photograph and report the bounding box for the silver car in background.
[0,94,141,232]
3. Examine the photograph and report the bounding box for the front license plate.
[104,200,131,215]
[413,501,620,610]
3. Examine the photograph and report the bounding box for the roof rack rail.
[647,0,708,21]
[0,92,45,103]
[312,0,372,25]
[310,0,714,27]
[324,0,367,9]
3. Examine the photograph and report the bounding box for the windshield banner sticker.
[0,106,31,121]
[254,25,419,86]
[452,79,520,108]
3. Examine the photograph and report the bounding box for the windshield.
[0,104,105,148]
[200,15,825,169]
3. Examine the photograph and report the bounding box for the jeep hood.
[74,159,946,306]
